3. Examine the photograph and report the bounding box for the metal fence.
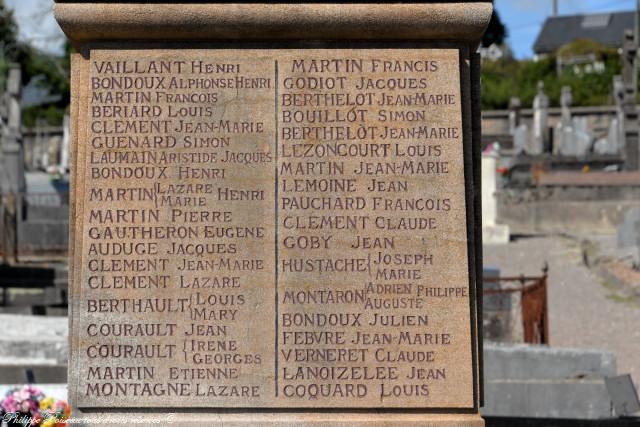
[483,272,549,345]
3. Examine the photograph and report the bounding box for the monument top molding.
[54,2,493,46]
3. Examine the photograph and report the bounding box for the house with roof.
[534,11,635,74]
[535,11,635,57]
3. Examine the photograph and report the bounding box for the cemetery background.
[0,0,639,425]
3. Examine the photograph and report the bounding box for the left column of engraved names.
[77,53,277,407]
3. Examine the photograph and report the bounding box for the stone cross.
[614,75,625,112]
[532,80,549,154]
[623,30,637,107]
[2,64,25,194]
[1,64,25,264]
[513,123,529,154]
[593,117,621,155]
[560,86,572,127]
[481,153,509,244]
[613,75,626,153]
[622,30,639,170]
[553,86,574,155]
[5,66,21,133]
[508,96,521,135]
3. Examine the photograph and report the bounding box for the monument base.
[73,412,484,426]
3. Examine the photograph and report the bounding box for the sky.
[6,0,63,54]
[4,0,640,58]
[496,0,637,58]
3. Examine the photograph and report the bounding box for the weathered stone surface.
[531,81,548,155]
[513,124,528,154]
[1,341,619,420]
[482,343,616,420]
[617,207,640,248]
[73,48,475,410]
[54,3,493,45]
[0,314,67,363]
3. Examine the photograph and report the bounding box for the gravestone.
[481,267,511,343]
[532,81,549,155]
[614,76,626,155]
[54,2,491,426]
[1,64,25,264]
[617,207,640,249]
[572,117,594,157]
[616,207,640,268]
[513,124,529,155]
[622,30,640,170]
[1,64,25,195]
[553,122,568,155]
[593,118,620,155]
[559,117,592,157]
[553,86,573,155]
[507,97,521,135]
[560,86,572,128]
[613,75,625,151]
[481,154,509,244]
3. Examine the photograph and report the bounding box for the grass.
[599,277,640,307]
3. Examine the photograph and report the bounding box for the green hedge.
[481,40,624,110]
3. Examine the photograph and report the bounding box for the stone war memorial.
[54,1,492,425]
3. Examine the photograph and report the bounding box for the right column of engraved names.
[276,50,474,408]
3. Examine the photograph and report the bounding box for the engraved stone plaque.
[57,2,492,425]
[73,49,475,409]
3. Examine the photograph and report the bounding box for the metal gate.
[483,272,549,345]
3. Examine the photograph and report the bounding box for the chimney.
[553,0,558,16]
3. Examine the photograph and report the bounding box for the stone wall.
[483,106,618,137]
[482,343,616,419]
[0,318,617,420]
[21,126,65,172]
[498,187,640,235]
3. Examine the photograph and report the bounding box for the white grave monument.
[482,153,510,244]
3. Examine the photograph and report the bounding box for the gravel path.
[484,235,640,385]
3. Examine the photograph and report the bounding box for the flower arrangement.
[0,385,70,427]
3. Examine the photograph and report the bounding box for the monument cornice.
[54,2,493,46]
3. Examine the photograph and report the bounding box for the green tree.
[19,41,71,127]
[0,0,20,89]
[482,10,507,48]
[481,39,623,110]
[0,0,18,53]
[0,0,71,125]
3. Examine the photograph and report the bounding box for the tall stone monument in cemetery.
[612,75,626,153]
[553,86,572,155]
[1,64,26,263]
[622,30,639,170]
[54,1,491,425]
[531,81,549,155]
[481,154,509,245]
[507,97,521,135]
[1,64,26,195]
[560,86,572,128]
